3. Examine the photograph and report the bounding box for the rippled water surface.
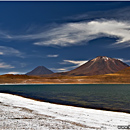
[0,84,130,113]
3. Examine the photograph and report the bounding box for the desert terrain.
[0,67,130,84]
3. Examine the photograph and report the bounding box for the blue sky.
[0,1,130,74]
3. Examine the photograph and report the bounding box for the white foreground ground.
[0,93,130,130]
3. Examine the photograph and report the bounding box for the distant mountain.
[26,66,53,76]
[62,56,129,76]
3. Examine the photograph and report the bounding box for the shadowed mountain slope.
[26,66,53,76]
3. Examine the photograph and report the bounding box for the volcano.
[26,66,53,76]
[64,56,129,76]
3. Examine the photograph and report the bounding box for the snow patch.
[102,56,109,61]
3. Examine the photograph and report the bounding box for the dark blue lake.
[0,84,130,113]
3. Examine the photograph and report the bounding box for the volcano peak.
[64,56,129,76]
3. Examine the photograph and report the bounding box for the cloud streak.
[0,46,23,57]
[117,58,130,63]
[47,54,59,58]
[4,19,130,48]
[7,71,25,74]
[60,60,87,66]
[67,7,130,22]
[0,62,14,69]
[50,66,77,72]
[51,59,88,72]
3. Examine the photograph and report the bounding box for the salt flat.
[0,93,130,130]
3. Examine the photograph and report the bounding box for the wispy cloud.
[117,58,130,63]
[50,68,67,72]
[0,46,23,57]
[60,60,87,66]
[4,19,130,48]
[66,7,130,22]
[0,62,14,69]
[51,59,88,72]
[7,71,25,74]
[40,20,130,48]
[0,30,12,39]
[1,6,130,49]
[51,66,77,72]
[47,54,59,58]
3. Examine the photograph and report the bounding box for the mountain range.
[0,56,130,84]
[26,56,129,76]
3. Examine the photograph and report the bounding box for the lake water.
[0,84,130,113]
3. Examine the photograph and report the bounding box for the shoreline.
[0,92,129,113]
[0,93,130,129]
[0,82,130,85]
[1,91,130,114]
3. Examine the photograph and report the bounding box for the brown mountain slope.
[83,66,130,83]
[116,66,130,75]
[26,66,53,76]
[63,56,129,76]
